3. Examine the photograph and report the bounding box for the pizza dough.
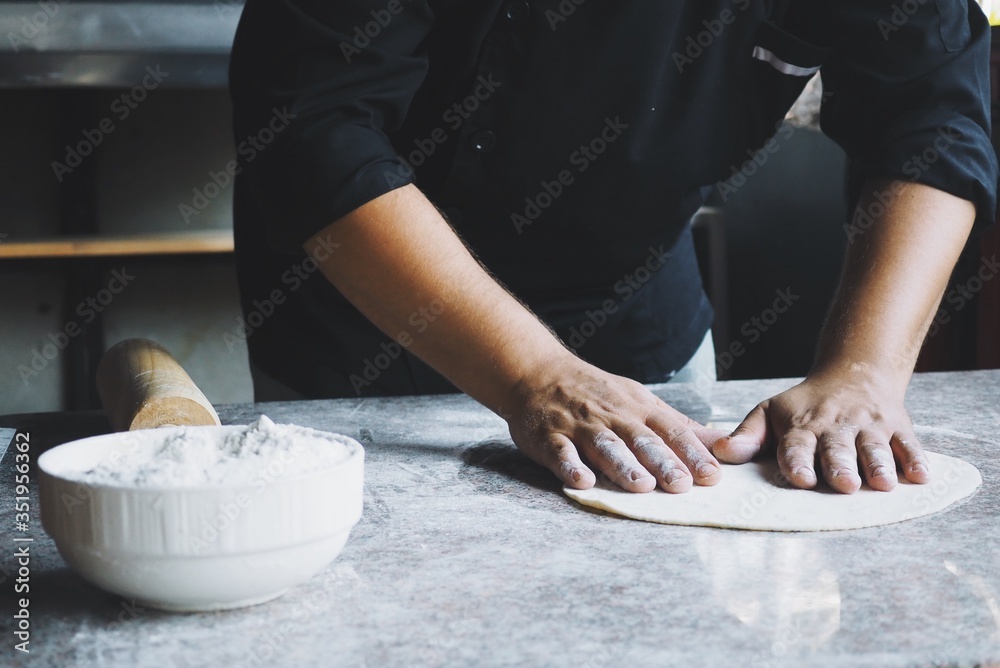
[563,451,981,532]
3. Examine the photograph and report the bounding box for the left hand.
[711,370,930,493]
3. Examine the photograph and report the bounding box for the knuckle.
[586,430,625,456]
[854,438,877,451]
[630,433,664,452]
[818,432,854,451]
[674,441,705,463]
[660,425,693,445]
[821,451,856,468]
[545,438,573,457]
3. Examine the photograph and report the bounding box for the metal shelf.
[0,2,242,88]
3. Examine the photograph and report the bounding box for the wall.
[0,89,252,415]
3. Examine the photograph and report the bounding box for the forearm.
[718,179,976,491]
[812,179,975,392]
[304,184,572,410]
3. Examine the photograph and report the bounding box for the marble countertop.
[2,370,999,667]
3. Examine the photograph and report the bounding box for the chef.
[227,0,997,495]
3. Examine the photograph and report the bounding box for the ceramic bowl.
[38,425,364,612]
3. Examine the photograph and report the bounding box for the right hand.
[502,353,729,493]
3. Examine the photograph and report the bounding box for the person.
[227,0,997,495]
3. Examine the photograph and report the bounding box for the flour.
[71,416,356,488]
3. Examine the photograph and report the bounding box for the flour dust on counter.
[564,451,981,531]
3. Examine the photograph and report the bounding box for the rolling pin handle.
[96,338,221,432]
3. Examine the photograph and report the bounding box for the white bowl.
[38,425,364,612]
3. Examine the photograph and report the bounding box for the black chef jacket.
[228,0,998,399]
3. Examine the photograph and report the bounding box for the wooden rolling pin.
[96,338,221,431]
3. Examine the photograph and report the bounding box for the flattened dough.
[563,451,981,532]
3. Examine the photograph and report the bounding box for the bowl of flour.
[38,416,364,612]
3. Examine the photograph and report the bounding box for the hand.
[503,354,730,493]
[712,370,930,493]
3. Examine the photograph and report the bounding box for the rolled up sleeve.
[229,0,433,253]
[797,0,998,228]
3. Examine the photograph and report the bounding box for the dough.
[563,451,981,532]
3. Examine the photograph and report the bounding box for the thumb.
[712,402,770,463]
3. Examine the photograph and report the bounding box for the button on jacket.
[228,0,997,398]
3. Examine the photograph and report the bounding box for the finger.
[536,433,597,490]
[646,414,721,486]
[580,431,656,493]
[653,397,729,449]
[623,430,693,494]
[691,424,732,451]
[817,429,862,494]
[856,430,898,492]
[889,431,930,484]
[776,428,819,489]
[713,403,770,464]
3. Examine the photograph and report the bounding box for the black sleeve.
[793,0,997,229]
[229,0,434,253]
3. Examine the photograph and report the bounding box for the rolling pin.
[96,338,221,432]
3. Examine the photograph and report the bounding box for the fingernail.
[696,463,718,478]
[910,462,928,474]
[665,469,688,484]
[560,462,583,483]
[629,469,651,482]
[832,468,855,478]
[793,467,816,482]
[871,466,891,479]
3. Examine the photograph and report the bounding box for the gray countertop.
[2,370,999,667]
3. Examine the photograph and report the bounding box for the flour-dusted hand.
[713,179,977,495]
[307,186,731,496]
[503,355,729,493]
[712,371,928,494]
